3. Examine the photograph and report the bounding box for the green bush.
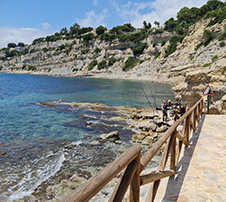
[220,41,225,47]
[27,65,36,71]
[108,57,117,66]
[88,60,98,71]
[57,44,65,51]
[42,47,48,52]
[195,42,204,51]
[82,33,94,42]
[153,43,157,47]
[164,35,184,57]
[122,57,139,71]
[81,49,89,54]
[72,68,79,72]
[18,42,25,47]
[129,32,147,43]
[100,33,117,41]
[0,66,3,70]
[22,64,26,70]
[98,60,107,70]
[155,52,161,59]
[96,25,107,35]
[203,62,212,67]
[32,37,45,45]
[7,43,17,48]
[119,33,129,42]
[132,43,148,55]
[218,28,226,41]
[92,48,102,54]
[212,55,218,61]
[161,40,166,46]
[152,29,163,35]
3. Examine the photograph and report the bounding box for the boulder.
[142,136,153,145]
[100,131,119,141]
[132,134,146,142]
[89,140,101,146]
[156,125,168,132]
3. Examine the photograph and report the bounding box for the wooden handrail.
[61,98,203,202]
[62,144,142,202]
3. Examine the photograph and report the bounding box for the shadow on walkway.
[161,114,206,201]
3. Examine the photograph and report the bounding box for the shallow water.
[0,73,174,201]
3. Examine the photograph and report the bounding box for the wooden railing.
[62,98,203,202]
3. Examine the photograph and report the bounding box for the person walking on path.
[162,101,168,122]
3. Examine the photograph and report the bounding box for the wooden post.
[145,132,176,202]
[109,160,138,202]
[170,132,176,171]
[197,104,200,122]
[176,140,183,166]
[192,109,196,131]
[130,152,140,202]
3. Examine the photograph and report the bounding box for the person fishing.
[162,101,168,122]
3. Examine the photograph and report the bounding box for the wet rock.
[100,131,119,141]
[85,121,92,125]
[0,152,6,156]
[132,134,146,142]
[89,140,101,146]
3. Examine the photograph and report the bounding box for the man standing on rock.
[162,101,167,122]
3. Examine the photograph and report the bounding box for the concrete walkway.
[141,115,226,202]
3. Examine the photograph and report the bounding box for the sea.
[0,73,174,201]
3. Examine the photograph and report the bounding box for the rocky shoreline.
[12,101,176,202]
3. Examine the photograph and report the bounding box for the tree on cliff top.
[96,25,107,35]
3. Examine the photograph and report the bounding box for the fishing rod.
[140,85,154,107]
[148,86,158,109]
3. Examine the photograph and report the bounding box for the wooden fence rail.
[62,98,203,202]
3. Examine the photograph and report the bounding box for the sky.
[0,0,213,48]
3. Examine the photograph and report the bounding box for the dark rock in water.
[85,121,92,125]
[0,152,6,156]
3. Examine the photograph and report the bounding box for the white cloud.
[0,27,53,48]
[93,0,97,6]
[41,22,52,30]
[77,8,108,27]
[111,0,209,28]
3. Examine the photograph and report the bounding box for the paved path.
[140,115,226,202]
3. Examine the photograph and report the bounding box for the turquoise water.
[0,73,174,201]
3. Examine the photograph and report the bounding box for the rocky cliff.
[1,19,226,114]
